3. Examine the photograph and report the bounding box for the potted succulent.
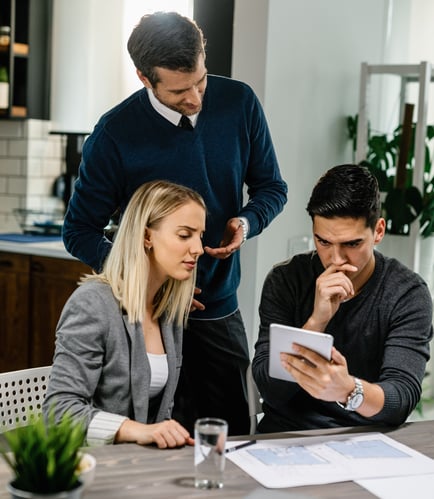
[347,109,434,237]
[0,410,86,499]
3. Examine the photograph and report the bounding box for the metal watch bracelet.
[238,217,248,244]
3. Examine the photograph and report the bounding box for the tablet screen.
[269,323,334,382]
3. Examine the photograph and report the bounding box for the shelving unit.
[355,61,434,274]
[355,62,434,401]
[0,0,52,120]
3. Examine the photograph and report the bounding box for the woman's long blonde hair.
[83,180,205,326]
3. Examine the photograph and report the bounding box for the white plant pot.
[7,481,83,499]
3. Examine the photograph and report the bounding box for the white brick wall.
[0,119,64,232]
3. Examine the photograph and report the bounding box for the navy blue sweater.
[63,75,287,318]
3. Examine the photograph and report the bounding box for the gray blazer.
[43,280,183,444]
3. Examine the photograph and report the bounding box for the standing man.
[63,11,287,435]
[253,164,432,432]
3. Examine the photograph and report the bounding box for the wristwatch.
[336,377,364,411]
[238,217,249,245]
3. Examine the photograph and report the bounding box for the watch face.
[349,393,364,410]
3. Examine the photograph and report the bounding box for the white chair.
[246,363,263,434]
[0,366,51,432]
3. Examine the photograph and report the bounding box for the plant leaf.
[0,408,86,494]
[384,186,423,230]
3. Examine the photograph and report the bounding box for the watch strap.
[336,377,364,411]
[238,217,249,244]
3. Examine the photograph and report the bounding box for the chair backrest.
[0,366,51,433]
[246,363,263,434]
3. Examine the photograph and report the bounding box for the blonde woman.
[43,180,205,448]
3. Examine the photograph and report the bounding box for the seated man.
[252,164,433,432]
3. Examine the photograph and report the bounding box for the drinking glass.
[194,417,228,489]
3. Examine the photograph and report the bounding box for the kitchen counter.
[0,236,74,260]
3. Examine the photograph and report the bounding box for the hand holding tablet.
[269,323,334,382]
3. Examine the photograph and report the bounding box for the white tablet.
[269,323,334,382]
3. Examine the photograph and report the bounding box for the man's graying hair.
[127,11,206,86]
[306,164,381,231]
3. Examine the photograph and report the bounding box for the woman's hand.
[190,287,205,312]
[116,418,194,448]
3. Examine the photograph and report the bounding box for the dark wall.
[193,0,234,77]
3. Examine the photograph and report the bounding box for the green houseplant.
[347,111,434,237]
[0,410,86,498]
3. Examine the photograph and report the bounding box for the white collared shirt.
[146,87,198,127]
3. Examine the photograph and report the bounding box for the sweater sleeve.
[238,90,288,238]
[252,262,303,409]
[62,125,122,271]
[368,274,433,425]
[86,411,128,446]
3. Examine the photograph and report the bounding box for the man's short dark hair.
[306,164,381,230]
[127,11,206,86]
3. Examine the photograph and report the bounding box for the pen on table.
[225,440,257,454]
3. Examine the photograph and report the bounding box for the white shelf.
[355,61,434,274]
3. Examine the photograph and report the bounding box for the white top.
[147,353,169,398]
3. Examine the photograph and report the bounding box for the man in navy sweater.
[63,11,287,435]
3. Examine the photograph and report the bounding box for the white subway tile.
[43,139,63,159]
[24,158,42,176]
[7,177,27,195]
[0,121,24,138]
[0,158,21,175]
[49,136,63,159]
[25,196,43,210]
[8,140,28,157]
[41,158,63,177]
[0,194,20,213]
[26,177,51,196]
[42,196,64,213]
[0,140,7,155]
[25,119,50,139]
[0,119,64,218]
[28,139,52,158]
[0,213,20,233]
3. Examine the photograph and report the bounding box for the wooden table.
[1,420,434,498]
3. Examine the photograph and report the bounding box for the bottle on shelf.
[0,26,11,48]
[0,66,9,109]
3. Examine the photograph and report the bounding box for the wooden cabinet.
[0,252,29,370]
[0,252,90,372]
[0,0,52,119]
[30,256,91,367]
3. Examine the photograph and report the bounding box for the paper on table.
[226,432,434,489]
[356,474,434,499]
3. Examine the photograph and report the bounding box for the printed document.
[226,432,434,488]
